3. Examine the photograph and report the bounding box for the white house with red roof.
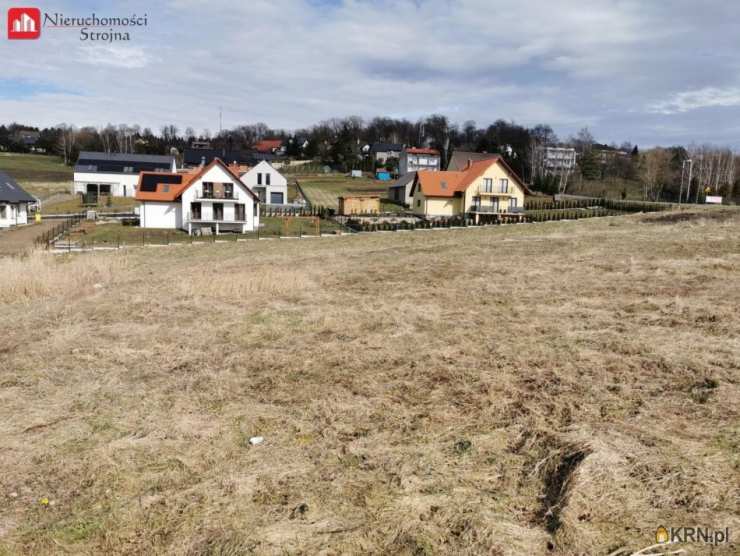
[399,147,441,175]
[135,158,260,235]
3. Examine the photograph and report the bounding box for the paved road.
[0,220,60,257]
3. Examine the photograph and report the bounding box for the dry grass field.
[1,209,739,555]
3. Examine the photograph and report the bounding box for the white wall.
[0,203,29,228]
[140,202,180,228]
[73,172,140,197]
[179,164,259,232]
[241,161,288,204]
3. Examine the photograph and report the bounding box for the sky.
[0,0,739,148]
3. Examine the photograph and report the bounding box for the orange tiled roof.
[405,147,440,155]
[254,139,283,153]
[135,172,196,202]
[135,158,260,202]
[414,159,494,197]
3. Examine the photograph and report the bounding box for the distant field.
[295,173,395,210]
[0,153,72,199]
[1,207,738,555]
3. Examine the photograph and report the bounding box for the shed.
[338,195,381,215]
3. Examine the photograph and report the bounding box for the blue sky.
[1,0,739,147]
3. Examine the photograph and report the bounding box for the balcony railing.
[197,190,236,200]
[478,187,511,196]
[469,205,523,214]
[185,212,247,224]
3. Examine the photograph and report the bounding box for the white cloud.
[77,45,152,69]
[648,87,740,114]
[0,0,739,146]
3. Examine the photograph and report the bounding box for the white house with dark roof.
[73,151,177,198]
[0,171,36,228]
[239,160,288,205]
[135,158,260,235]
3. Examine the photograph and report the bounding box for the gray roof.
[371,142,403,153]
[77,151,175,164]
[388,172,416,188]
[0,171,35,203]
[447,150,499,171]
[75,151,175,174]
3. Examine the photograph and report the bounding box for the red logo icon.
[8,7,41,39]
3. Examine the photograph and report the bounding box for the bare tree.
[56,124,77,165]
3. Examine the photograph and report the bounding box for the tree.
[56,124,78,165]
[639,148,671,200]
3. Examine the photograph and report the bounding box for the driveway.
[0,220,60,257]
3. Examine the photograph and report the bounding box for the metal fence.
[34,212,85,249]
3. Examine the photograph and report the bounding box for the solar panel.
[139,173,182,192]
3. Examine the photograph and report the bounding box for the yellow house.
[410,156,529,221]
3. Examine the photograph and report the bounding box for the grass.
[64,216,343,246]
[295,173,389,209]
[0,153,71,200]
[0,207,739,555]
[41,196,137,215]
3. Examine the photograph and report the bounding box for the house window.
[472,196,481,209]
[500,178,509,193]
[509,198,518,210]
[483,178,493,192]
[0,205,6,219]
[213,204,223,221]
[416,199,421,207]
[191,202,201,220]
[266,173,271,186]
[257,173,262,185]
[224,183,234,199]
[235,204,245,221]
[203,182,213,198]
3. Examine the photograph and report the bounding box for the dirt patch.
[640,208,738,224]
[536,446,590,534]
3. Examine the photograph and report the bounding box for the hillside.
[1,209,738,555]
[0,153,72,200]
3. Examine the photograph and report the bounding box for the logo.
[655,525,730,546]
[656,526,669,544]
[7,7,41,39]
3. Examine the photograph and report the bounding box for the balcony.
[185,212,247,224]
[469,205,523,214]
[196,190,237,201]
[478,187,512,196]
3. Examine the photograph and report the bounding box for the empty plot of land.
[0,209,738,555]
[296,174,389,208]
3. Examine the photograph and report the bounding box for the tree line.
[1,116,737,201]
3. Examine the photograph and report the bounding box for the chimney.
[200,156,206,167]
[466,158,473,170]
